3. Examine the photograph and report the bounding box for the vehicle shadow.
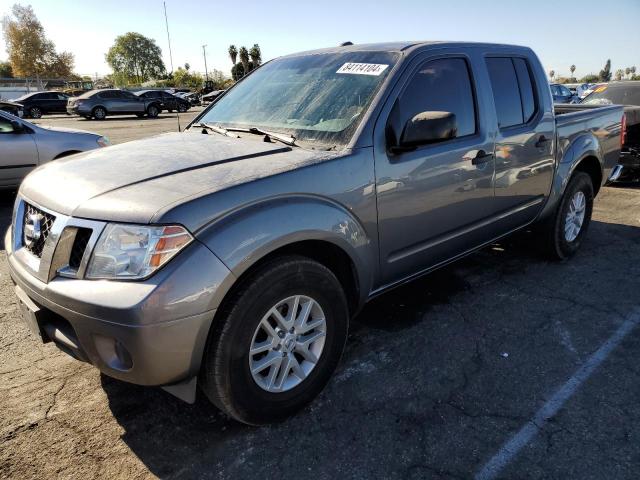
[100,228,550,478]
[0,190,16,250]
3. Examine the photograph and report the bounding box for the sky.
[1,0,639,80]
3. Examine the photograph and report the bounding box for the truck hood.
[20,131,332,226]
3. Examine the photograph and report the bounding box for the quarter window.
[396,57,476,139]
[486,57,538,128]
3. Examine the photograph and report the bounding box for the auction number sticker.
[336,63,389,76]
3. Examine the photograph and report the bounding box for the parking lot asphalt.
[1,115,640,479]
[27,107,206,144]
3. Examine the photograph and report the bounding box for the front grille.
[69,228,92,270]
[23,203,55,258]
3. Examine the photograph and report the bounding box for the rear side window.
[512,58,536,122]
[486,57,538,128]
[397,57,476,138]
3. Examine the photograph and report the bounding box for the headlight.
[86,224,193,280]
[97,136,110,147]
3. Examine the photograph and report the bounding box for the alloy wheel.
[249,295,327,393]
[564,190,586,242]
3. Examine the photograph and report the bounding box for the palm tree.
[615,69,624,81]
[228,45,238,65]
[632,66,637,79]
[249,44,262,66]
[549,70,555,81]
[625,67,631,79]
[570,64,576,80]
[239,46,249,76]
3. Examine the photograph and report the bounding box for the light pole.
[202,44,209,81]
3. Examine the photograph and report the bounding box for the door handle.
[535,135,550,148]
[467,149,494,165]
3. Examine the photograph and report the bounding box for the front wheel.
[178,103,187,113]
[92,107,107,120]
[147,104,159,118]
[540,171,594,260]
[28,107,42,119]
[199,255,349,425]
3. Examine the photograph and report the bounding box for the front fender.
[196,194,375,306]
[538,133,602,221]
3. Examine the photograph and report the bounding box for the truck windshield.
[582,85,640,106]
[197,51,399,148]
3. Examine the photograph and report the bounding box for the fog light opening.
[94,335,133,371]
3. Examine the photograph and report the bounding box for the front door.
[374,54,496,286]
[485,56,555,228]
[0,115,39,187]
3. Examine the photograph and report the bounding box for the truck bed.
[553,103,624,185]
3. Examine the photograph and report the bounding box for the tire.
[28,106,42,119]
[178,103,187,113]
[147,104,159,118]
[92,107,107,120]
[540,171,594,260]
[200,255,349,425]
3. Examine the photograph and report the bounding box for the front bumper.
[6,219,233,387]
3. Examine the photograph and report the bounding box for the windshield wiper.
[192,122,239,138]
[225,126,298,147]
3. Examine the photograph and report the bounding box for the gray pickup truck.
[7,42,623,425]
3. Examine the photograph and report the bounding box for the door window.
[486,57,538,128]
[395,57,476,139]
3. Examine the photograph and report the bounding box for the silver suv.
[67,89,162,120]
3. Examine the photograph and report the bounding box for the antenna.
[163,1,181,132]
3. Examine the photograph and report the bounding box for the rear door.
[374,52,496,285]
[485,55,554,227]
[0,114,39,187]
[120,91,145,113]
[53,93,69,112]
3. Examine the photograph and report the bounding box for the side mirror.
[392,111,457,153]
[10,120,24,133]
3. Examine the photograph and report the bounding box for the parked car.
[10,91,70,118]
[67,89,162,120]
[201,89,226,103]
[550,83,579,103]
[8,41,622,425]
[134,90,190,112]
[576,82,596,99]
[580,81,640,180]
[0,110,108,188]
[179,92,201,106]
[0,99,24,117]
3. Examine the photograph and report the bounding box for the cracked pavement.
[0,125,639,478]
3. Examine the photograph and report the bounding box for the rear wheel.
[541,171,594,260]
[199,255,349,425]
[147,104,160,118]
[92,107,106,120]
[178,103,187,113]
[28,106,42,119]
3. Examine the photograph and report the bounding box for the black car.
[12,91,70,118]
[135,90,190,113]
[0,100,24,117]
[582,82,640,180]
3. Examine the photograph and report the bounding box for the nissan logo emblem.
[24,213,43,247]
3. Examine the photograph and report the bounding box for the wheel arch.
[197,195,376,315]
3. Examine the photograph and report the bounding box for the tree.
[2,4,74,78]
[599,59,612,82]
[625,67,631,79]
[549,70,555,81]
[632,66,637,77]
[249,44,261,66]
[228,45,238,65]
[580,73,599,83]
[570,64,576,80]
[184,62,190,71]
[238,46,249,77]
[0,61,13,77]
[615,69,624,81]
[105,32,166,85]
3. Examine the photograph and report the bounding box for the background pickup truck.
[8,41,623,425]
